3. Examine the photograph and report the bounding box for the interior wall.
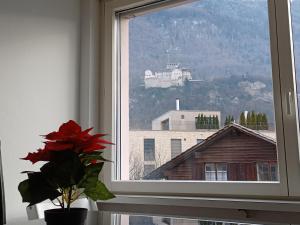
[0,0,80,222]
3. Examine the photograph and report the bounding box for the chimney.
[176,98,180,111]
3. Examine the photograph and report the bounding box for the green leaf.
[40,151,85,188]
[86,163,104,176]
[82,177,115,201]
[78,163,104,188]
[18,172,61,206]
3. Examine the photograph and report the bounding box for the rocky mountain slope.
[128,0,300,129]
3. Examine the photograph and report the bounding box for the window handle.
[286,91,292,115]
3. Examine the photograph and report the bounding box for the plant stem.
[51,200,61,207]
[56,197,63,208]
[60,188,65,209]
[67,187,72,211]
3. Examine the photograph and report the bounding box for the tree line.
[224,111,269,130]
[239,111,268,130]
[195,114,220,129]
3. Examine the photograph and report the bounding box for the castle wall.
[144,68,191,88]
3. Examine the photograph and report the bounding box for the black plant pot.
[44,208,88,225]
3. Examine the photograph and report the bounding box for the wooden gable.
[145,124,277,180]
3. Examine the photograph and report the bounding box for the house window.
[205,163,228,181]
[171,139,182,159]
[257,163,278,181]
[144,164,156,176]
[205,163,216,181]
[144,139,155,161]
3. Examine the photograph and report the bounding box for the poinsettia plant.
[18,120,115,210]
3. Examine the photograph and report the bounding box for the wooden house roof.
[144,123,276,179]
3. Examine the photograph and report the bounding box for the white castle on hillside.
[144,63,192,88]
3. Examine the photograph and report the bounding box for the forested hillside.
[128,0,300,129]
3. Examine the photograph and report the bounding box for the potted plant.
[18,120,115,225]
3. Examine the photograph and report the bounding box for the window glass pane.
[205,163,216,181]
[217,163,228,181]
[270,163,278,181]
[171,139,182,158]
[144,139,155,161]
[257,163,269,181]
[119,0,279,181]
[205,163,215,171]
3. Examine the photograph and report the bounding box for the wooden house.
[145,123,278,181]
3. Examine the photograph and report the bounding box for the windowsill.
[98,194,300,213]
[98,195,300,224]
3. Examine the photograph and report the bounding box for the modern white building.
[152,110,221,131]
[129,129,217,179]
[129,102,222,179]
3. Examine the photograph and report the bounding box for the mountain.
[128,0,300,129]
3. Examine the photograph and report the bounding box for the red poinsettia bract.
[22,120,112,164]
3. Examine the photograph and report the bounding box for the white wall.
[0,0,80,222]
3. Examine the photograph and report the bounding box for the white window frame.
[100,0,300,198]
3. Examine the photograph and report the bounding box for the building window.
[257,162,278,181]
[144,164,156,177]
[181,115,184,119]
[144,139,155,161]
[205,163,228,181]
[171,139,182,159]
[161,119,169,130]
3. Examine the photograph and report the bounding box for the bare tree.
[129,149,168,180]
[155,150,167,168]
[129,151,144,180]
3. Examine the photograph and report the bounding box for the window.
[257,162,278,181]
[144,139,155,161]
[161,119,170,130]
[115,0,286,188]
[205,163,228,181]
[171,139,182,159]
[118,0,281,184]
[205,163,216,181]
[216,164,228,181]
[102,0,300,197]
